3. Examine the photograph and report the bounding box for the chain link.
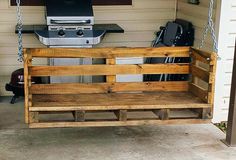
[199,0,220,59]
[16,0,23,62]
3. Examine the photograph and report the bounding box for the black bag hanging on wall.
[145,19,195,82]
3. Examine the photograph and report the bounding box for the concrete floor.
[0,96,236,160]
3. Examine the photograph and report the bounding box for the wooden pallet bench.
[23,47,217,128]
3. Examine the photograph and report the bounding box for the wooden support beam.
[29,119,211,129]
[74,111,86,122]
[153,109,169,120]
[106,58,116,83]
[225,42,236,147]
[114,110,127,121]
[29,112,39,123]
[198,108,212,119]
[24,49,32,124]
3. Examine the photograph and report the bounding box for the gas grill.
[35,0,106,83]
[35,0,105,48]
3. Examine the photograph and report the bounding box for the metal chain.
[16,0,24,62]
[199,0,220,59]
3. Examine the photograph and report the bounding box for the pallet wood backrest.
[23,47,217,100]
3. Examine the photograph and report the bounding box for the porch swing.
[17,0,218,128]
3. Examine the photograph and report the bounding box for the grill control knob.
[58,30,65,37]
[77,30,84,36]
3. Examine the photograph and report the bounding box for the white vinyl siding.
[212,0,236,122]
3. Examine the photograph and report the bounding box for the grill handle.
[51,20,91,25]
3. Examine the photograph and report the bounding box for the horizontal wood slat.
[28,47,190,58]
[191,48,215,59]
[30,92,211,112]
[189,83,208,103]
[191,48,217,66]
[191,65,210,83]
[191,50,210,65]
[29,103,211,112]
[29,119,211,128]
[29,64,190,77]
[30,81,189,94]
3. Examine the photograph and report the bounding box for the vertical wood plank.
[190,52,197,84]
[153,109,169,120]
[106,58,128,121]
[198,108,212,119]
[74,111,86,122]
[208,54,217,105]
[114,110,127,121]
[106,58,116,83]
[29,112,39,123]
[24,49,30,124]
[226,42,236,147]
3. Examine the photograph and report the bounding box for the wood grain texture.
[190,48,217,105]
[190,65,210,83]
[106,58,116,83]
[208,53,217,105]
[189,83,208,103]
[24,49,31,124]
[23,47,217,128]
[29,47,190,58]
[30,92,211,112]
[114,110,127,121]
[29,119,211,128]
[191,50,210,65]
[30,81,189,94]
[29,64,190,77]
[191,48,216,59]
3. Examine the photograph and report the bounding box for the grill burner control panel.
[35,30,105,46]
[58,29,84,37]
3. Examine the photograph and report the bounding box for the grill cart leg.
[10,95,19,104]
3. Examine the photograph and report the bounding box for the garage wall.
[0,0,176,96]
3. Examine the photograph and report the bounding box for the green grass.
[215,122,227,133]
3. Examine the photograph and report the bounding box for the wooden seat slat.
[30,92,211,112]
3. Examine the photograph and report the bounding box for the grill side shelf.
[15,24,124,34]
